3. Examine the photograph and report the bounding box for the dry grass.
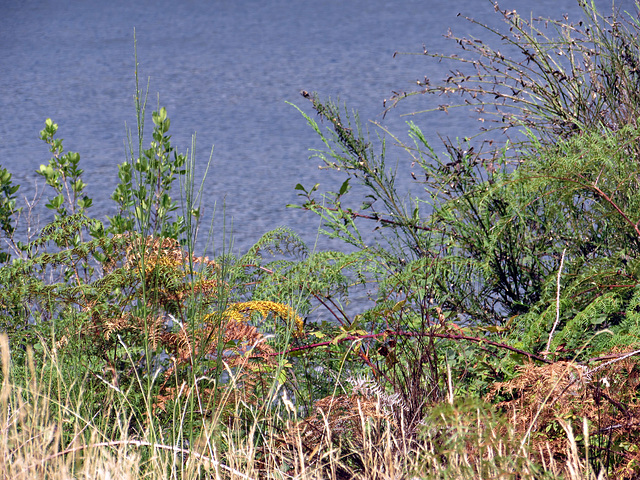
[3,330,638,479]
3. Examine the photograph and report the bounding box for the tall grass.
[1,329,611,479]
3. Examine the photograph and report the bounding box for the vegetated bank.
[1,1,640,478]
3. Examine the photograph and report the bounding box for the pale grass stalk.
[1,334,10,431]
[545,247,567,359]
[446,361,454,405]
[51,439,256,480]
[558,419,603,480]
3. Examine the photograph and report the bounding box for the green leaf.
[331,332,350,345]
[339,178,350,196]
[46,194,64,210]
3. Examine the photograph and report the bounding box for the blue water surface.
[0,0,635,256]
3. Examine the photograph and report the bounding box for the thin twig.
[586,348,640,377]
[545,248,566,359]
[273,329,551,364]
[301,202,434,232]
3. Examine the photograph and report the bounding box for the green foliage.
[0,96,319,474]
[511,126,640,358]
[38,118,93,219]
[290,1,640,449]
[238,227,368,311]
[0,166,21,262]
[281,4,640,471]
[289,97,426,260]
[107,107,187,239]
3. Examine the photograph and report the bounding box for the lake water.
[1,0,635,258]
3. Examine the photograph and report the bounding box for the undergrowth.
[2,1,640,478]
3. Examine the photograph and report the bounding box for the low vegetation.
[2,1,640,478]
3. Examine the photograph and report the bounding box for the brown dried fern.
[488,350,640,475]
[79,234,304,422]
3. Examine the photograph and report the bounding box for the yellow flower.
[222,301,304,336]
